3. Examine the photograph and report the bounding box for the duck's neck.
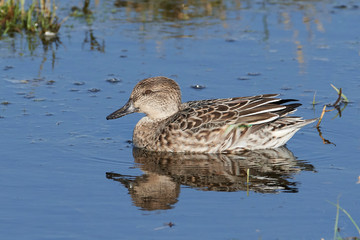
[133,116,165,149]
[144,105,179,120]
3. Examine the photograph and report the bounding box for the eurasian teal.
[106,76,316,153]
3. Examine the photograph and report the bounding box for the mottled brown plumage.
[107,76,316,152]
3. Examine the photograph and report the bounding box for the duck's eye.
[144,90,153,95]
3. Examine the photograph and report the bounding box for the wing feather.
[168,95,301,132]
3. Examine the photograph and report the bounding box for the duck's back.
[151,94,315,153]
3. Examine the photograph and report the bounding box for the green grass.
[328,200,360,240]
[312,91,319,106]
[330,84,349,103]
[0,0,64,39]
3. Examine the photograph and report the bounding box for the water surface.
[1,0,359,239]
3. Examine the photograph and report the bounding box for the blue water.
[1,0,359,239]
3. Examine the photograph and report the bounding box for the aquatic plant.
[315,84,349,145]
[329,200,360,240]
[330,84,349,103]
[70,0,92,17]
[312,91,319,106]
[316,84,348,128]
[0,0,64,39]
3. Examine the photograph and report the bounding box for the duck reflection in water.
[106,147,315,211]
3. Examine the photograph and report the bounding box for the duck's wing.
[169,94,302,133]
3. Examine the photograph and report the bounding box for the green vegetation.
[330,84,349,103]
[329,200,360,240]
[312,91,319,106]
[70,0,94,25]
[0,0,64,39]
[316,84,348,128]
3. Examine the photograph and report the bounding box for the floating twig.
[330,84,349,103]
[315,84,349,145]
[316,105,327,128]
[332,87,342,106]
[316,84,348,129]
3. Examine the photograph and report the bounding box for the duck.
[106,76,316,153]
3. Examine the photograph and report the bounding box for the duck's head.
[106,76,182,120]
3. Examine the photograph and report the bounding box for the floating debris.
[225,38,236,42]
[106,78,121,84]
[73,82,85,86]
[333,4,359,10]
[46,80,56,85]
[3,66,13,71]
[281,87,292,91]
[166,222,175,228]
[191,84,206,89]
[33,77,45,82]
[154,222,175,231]
[17,80,30,84]
[333,5,347,9]
[119,55,127,58]
[237,77,250,81]
[45,113,54,116]
[24,95,35,99]
[101,137,112,141]
[247,72,261,76]
[88,88,101,93]
[6,79,30,84]
[1,101,10,105]
[33,98,46,102]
